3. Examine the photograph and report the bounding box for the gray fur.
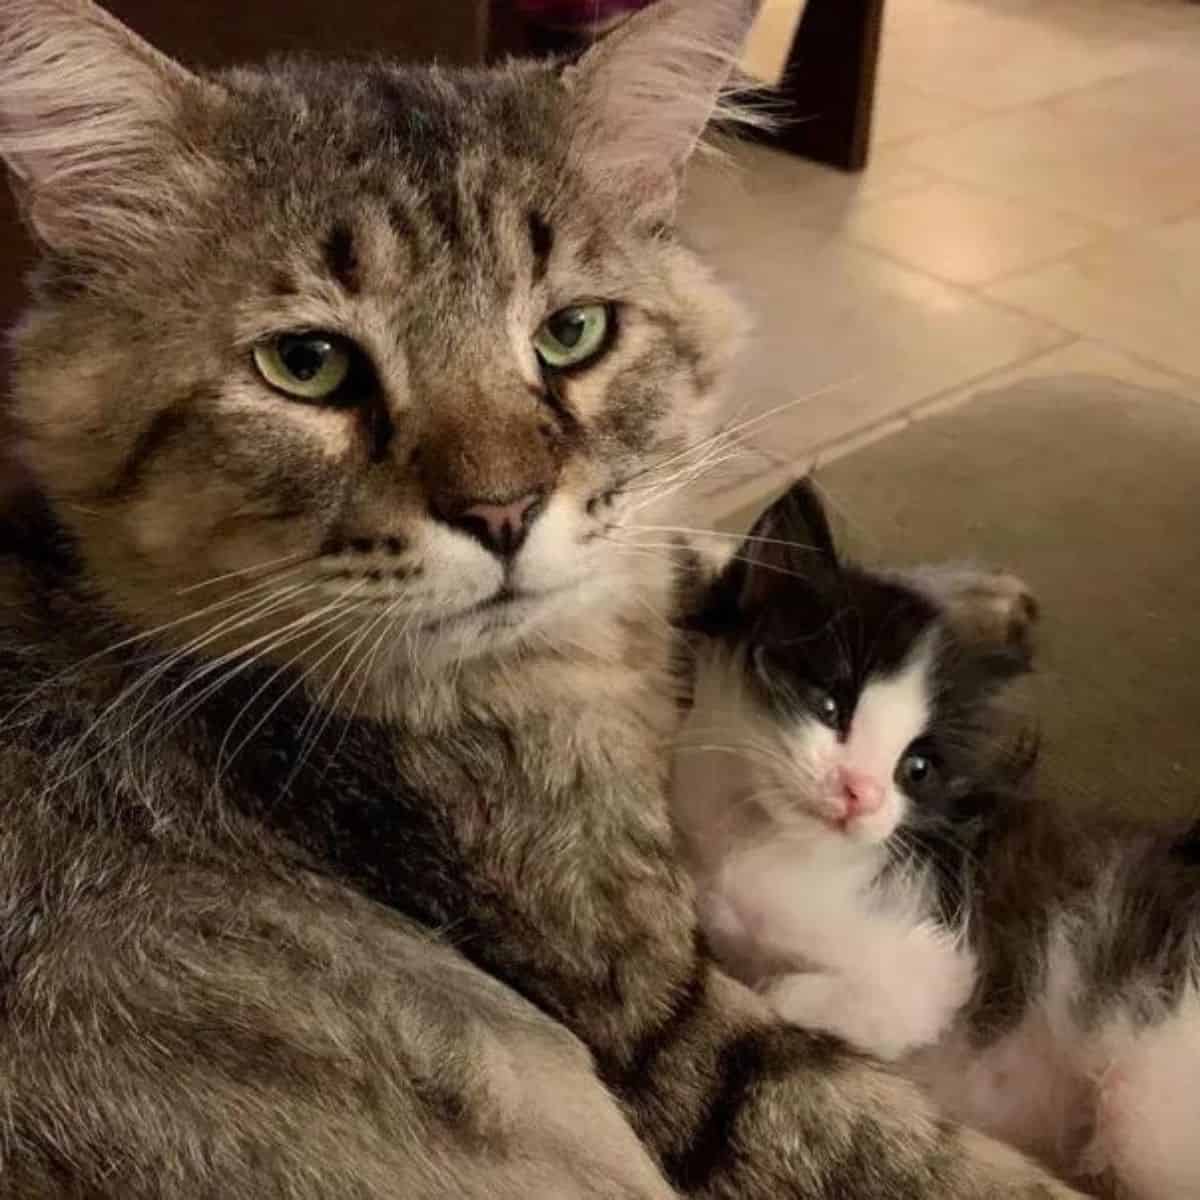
[0,1,1083,1196]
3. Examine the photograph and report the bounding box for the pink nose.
[455,493,543,559]
[838,767,884,817]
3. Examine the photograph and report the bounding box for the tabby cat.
[676,479,1200,1198]
[0,0,1083,1196]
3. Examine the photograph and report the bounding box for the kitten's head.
[692,480,1037,846]
[0,0,754,672]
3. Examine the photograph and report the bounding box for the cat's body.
[675,481,1200,1199]
[0,1,1085,1195]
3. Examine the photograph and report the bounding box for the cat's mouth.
[417,585,567,633]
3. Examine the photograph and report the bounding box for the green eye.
[253,332,352,401]
[533,304,610,369]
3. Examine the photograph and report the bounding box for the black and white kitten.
[673,480,1200,1200]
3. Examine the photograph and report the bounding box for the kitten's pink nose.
[838,767,884,817]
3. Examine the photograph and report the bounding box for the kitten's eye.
[533,304,611,369]
[816,693,840,727]
[253,332,352,401]
[897,751,935,790]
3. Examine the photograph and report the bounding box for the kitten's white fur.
[674,639,978,1060]
[678,636,1200,1196]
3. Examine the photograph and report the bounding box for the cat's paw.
[957,1127,1090,1198]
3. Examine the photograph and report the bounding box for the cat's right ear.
[563,0,762,223]
[0,0,218,254]
[688,477,839,635]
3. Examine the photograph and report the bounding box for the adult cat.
[0,0,1082,1195]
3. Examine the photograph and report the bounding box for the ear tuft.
[564,0,763,221]
[0,0,212,253]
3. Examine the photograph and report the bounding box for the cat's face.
[0,0,753,672]
[693,481,1035,847]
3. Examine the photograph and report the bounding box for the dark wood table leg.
[748,0,886,172]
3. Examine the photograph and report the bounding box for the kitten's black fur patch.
[699,479,1038,893]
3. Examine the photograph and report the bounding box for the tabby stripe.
[528,211,554,283]
[322,223,360,295]
[611,943,708,1087]
[662,1026,842,1194]
[661,1029,766,1190]
[98,401,191,501]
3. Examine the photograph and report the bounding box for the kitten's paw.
[763,972,927,1061]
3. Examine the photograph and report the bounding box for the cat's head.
[0,0,755,672]
[691,480,1037,845]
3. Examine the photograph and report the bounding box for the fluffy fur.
[677,478,1200,1198]
[0,1,1084,1196]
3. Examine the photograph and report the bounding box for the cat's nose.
[838,767,884,817]
[442,492,545,559]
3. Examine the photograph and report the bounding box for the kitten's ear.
[689,477,838,634]
[0,0,214,252]
[564,0,761,221]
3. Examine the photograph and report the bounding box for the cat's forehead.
[191,61,646,337]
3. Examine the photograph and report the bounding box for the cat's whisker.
[282,595,405,790]
[44,578,321,793]
[106,583,351,784]
[624,524,822,554]
[209,582,376,784]
[0,564,312,735]
[621,446,750,516]
[174,550,311,596]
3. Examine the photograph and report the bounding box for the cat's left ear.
[688,477,838,635]
[564,0,761,222]
[0,0,219,254]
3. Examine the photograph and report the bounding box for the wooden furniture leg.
[751,0,886,172]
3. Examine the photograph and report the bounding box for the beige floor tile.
[842,180,1109,286]
[681,142,934,237]
[913,338,1200,421]
[881,0,1182,111]
[984,214,1200,379]
[899,103,1200,228]
[679,193,1066,453]
[872,82,987,147]
[1038,55,1200,148]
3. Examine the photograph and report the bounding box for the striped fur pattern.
[0,1,1083,1196]
[680,480,1200,1198]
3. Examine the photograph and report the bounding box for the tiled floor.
[680,0,1200,518]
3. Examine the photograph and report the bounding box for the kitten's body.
[0,1,1084,1196]
[676,481,1200,1198]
